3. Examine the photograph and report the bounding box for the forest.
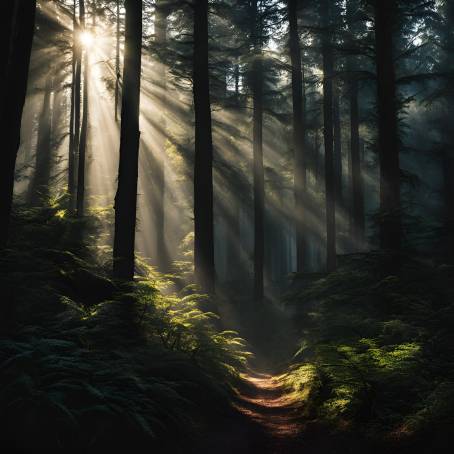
[1,0,454,452]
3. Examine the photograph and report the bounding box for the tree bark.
[76,0,89,216]
[346,0,365,249]
[442,1,454,262]
[68,0,78,202]
[113,0,143,280]
[72,12,82,211]
[374,0,401,251]
[115,0,121,122]
[153,0,171,272]
[333,81,343,207]
[251,0,264,301]
[288,0,307,273]
[349,77,365,247]
[442,149,454,261]
[0,0,37,248]
[0,1,17,114]
[322,0,337,272]
[193,0,215,294]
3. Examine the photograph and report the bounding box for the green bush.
[284,252,454,448]
[0,202,250,453]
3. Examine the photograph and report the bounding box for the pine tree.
[373,0,401,252]
[113,0,143,280]
[0,0,37,248]
[288,0,307,273]
[193,0,215,294]
[321,0,337,271]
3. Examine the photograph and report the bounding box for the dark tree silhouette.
[346,0,365,248]
[288,0,307,273]
[76,0,89,217]
[333,82,343,210]
[153,0,171,272]
[321,0,336,272]
[115,0,121,122]
[374,0,401,252]
[0,0,37,248]
[113,0,143,280]
[439,0,454,262]
[193,0,215,294]
[68,0,79,204]
[251,0,265,301]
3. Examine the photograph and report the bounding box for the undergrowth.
[284,252,454,452]
[0,199,250,453]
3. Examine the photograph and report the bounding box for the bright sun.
[79,31,94,47]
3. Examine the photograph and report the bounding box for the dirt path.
[194,297,313,453]
[194,369,307,454]
[232,371,305,453]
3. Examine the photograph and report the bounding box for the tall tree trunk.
[349,77,365,247]
[0,1,17,113]
[322,0,336,272]
[72,19,82,211]
[115,0,120,122]
[193,0,215,293]
[333,82,343,207]
[231,63,242,278]
[0,0,37,248]
[68,0,78,203]
[346,0,365,249]
[28,76,53,205]
[442,149,454,261]
[226,65,243,281]
[288,0,307,273]
[252,0,264,301]
[77,0,89,216]
[442,1,454,262]
[113,0,143,280]
[153,0,170,272]
[374,0,401,251]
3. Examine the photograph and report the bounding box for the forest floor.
[3,208,452,453]
[232,371,307,453]
[194,370,308,454]
[193,295,321,454]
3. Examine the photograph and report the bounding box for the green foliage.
[284,252,454,448]
[0,204,250,453]
[0,335,190,452]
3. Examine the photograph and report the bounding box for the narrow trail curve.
[193,297,321,453]
[233,371,306,453]
[194,369,309,454]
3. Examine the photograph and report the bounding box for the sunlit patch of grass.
[55,209,66,219]
[280,363,321,408]
[322,397,354,418]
